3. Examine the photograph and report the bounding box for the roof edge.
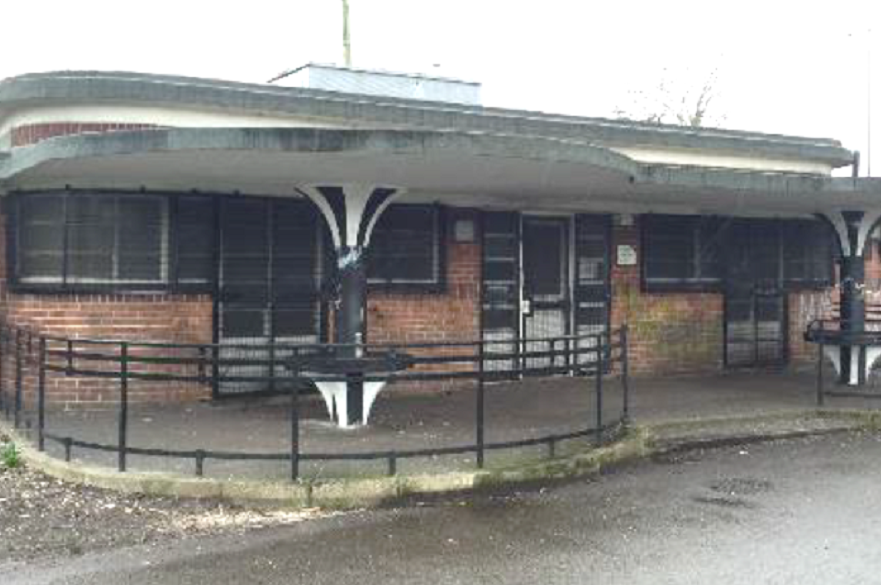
[0,70,855,168]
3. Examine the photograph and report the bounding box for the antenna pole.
[342,0,352,67]
[868,28,873,177]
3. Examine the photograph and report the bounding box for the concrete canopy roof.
[0,126,637,202]
[3,126,878,218]
[0,71,855,170]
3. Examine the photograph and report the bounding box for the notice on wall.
[453,219,475,242]
[616,244,637,266]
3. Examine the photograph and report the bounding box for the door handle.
[521,298,533,316]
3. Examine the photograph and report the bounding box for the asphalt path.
[8,431,881,584]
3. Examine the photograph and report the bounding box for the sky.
[3,0,881,175]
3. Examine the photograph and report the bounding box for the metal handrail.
[0,322,631,481]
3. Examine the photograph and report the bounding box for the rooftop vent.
[275,63,482,106]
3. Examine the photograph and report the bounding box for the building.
[1,66,879,416]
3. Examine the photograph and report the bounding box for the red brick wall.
[0,190,862,406]
[610,219,725,375]
[365,209,481,387]
[10,122,158,147]
[2,293,213,408]
[366,208,480,344]
[0,189,212,407]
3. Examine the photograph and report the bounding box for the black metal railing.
[805,318,881,402]
[0,323,630,481]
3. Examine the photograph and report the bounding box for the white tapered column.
[297,184,403,426]
[817,209,881,385]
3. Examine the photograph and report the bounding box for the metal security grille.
[724,220,787,367]
[480,212,612,374]
[522,217,570,369]
[574,214,612,365]
[217,198,326,394]
[481,212,520,374]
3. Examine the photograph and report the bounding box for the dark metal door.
[217,198,324,394]
[724,221,787,367]
[522,217,570,369]
[481,212,521,375]
[574,214,612,365]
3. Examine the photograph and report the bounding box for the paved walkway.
[10,368,881,481]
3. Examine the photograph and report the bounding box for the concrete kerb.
[2,410,878,510]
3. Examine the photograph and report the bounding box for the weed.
[1,441,21,469]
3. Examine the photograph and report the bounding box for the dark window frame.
[641,214,727,293]
[9,191,171,293]
[365,204,446,294]
[781,219,835,291]
[169,194,218,293]
[641,214,834,293]
[8,190,226,295]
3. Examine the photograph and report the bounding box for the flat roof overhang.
[0,127,872,217]
[0,71,855,169]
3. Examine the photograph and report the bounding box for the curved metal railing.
[0,325,630,480]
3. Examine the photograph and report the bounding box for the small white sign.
[616,244,637,266]
[453,219,475,242]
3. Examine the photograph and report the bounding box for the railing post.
[565,336,572,375]
[387,453,397,477]
[621,325,630,423]
[518,331,525,379]
[594,332,604,444]
[268,342,276,394]
[14,330,22,429]
[817,334,825,407]
[38,337,46,452]
[65,339,73,376]
[291,377,300,481]
[118,342,129,472]
[0,329,6,419]
[477,339,486,469]
[197,346,207,384]
[195,450,206,477]
[211,344,220,400]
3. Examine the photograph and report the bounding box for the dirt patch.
[0,444,331,563]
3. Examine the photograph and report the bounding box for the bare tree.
[614,67,724,128]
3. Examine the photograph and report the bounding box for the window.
[642,215,726,290]
[642,214,833,292]
[783,220,833,287]
[481,212,519,330]
[367,205,443,288]
[13,192,168,288]
[173,196,216,287]
[16,194,65,281]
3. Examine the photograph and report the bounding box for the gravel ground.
[0,435,331,564]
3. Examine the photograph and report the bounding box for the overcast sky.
[3,0,880,174]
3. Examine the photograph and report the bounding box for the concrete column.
[297,184,401,425]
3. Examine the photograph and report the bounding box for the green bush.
[1,441,21,469]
